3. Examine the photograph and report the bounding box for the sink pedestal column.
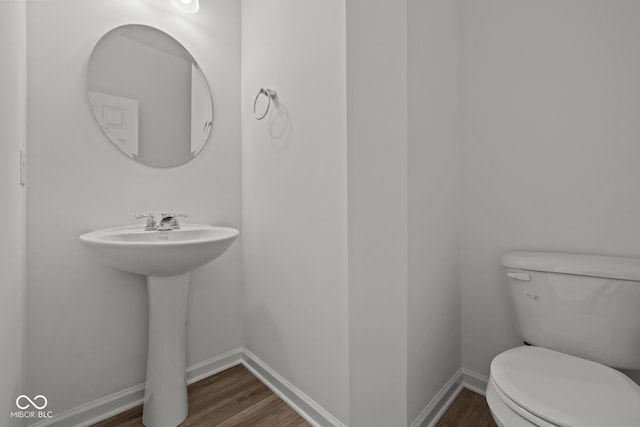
[142,273,191,427]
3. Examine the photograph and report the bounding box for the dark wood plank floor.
[436,388,496,427]
[91,364,310,427]
[93,365,493,427]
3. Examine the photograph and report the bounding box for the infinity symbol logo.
[16,395,48,410]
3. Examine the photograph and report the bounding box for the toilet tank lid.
[502,251,640,282]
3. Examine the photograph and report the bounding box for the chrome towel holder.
[253,88,277,120]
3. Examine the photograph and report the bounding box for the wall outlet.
[20,150,26,186]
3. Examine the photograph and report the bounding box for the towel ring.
[253,88,277,120]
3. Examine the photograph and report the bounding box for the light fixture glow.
[170,0,199,14]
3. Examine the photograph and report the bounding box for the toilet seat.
[487,376,555,427]
[489,346,640,427]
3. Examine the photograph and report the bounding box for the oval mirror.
[87,24,213,168]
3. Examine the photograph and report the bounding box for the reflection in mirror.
[87,24,213,168]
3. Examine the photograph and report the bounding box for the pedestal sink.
[79,224,238,427]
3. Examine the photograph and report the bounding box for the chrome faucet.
[158,213,188,231]
[135,213,157,231]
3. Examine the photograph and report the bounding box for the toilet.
[487,251,640,427]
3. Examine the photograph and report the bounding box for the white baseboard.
[462,368,489,396]
[241,349,346,427]
[28,382,147,427]
[27,347,343,427]
[410,369,463,427]
[27,349,479,427]
[28,348,244,427]
[186,348,244,385]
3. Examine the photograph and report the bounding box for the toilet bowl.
[487,346,640,427]
[487,252,640,427]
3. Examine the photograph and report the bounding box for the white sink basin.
[79,223,238,427]
[79,224,238,276]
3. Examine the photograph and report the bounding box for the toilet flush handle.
[507,272,531,281]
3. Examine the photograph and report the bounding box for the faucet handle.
[160,213,188,219]
[135,213,155,219]
[159,213,188,230]
[135,213,157,231]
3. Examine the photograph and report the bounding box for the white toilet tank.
[502,251,640,370]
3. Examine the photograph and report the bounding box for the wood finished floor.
[91,364,310,427]
[436,388,496,427]
[93,365,493,427]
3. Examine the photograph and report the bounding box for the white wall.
[0,0,27,424]
[346,1,408,425]
[407,0,461,423]
[241,0,349,423]
[460,0,640,384]
[242,2,464,426]
[26,0,242,415]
